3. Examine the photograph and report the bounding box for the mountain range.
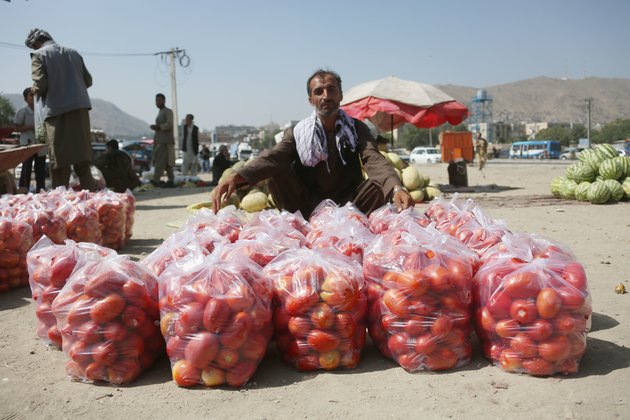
[5,76,630,137]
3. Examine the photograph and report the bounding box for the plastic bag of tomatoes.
[51,253,164,384]
[57,200,103,245]
[263,248,368,371]
[183,206,246,243]
[217,231,302,267]
[15,206,67,244]
[0,216,35,293]
[473,232,591,376]
[88,190,128,250]
[142,227,229,278]
[27,236,115,348]
[363,222,477,372]
[239,209,310,247]
[306,216,374,264]
[309,200,369,230]
[442,206,511,259]
[368,204,430,235]
[158,252,273,388]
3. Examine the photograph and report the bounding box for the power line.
[0,40,155,57]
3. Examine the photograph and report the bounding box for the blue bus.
[509,140,561,159]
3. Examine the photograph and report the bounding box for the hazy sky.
[1,0,629,131]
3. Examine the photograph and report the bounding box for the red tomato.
[90,293,126,325]
[288,316,312,338]
[414,333,437,356]
[172,359,200,387]
[556,287,585,310]
[166,336,186,360]
[398,352,422,371]
[422,264,451,292]
[446,259,471,290]
[510,333,538,358]
[121,280,148,308]
[320,273,359,312]
[510,299,538,324]
[525,319,553,341]
[75,321,102,344]
[499,350,522,372]
[387,333,409,357]
[382,289,410,318]
[50,257,75,288]
[84,272,127,298]
[184,332,219,369]
[240,333,268,361]
[403,318,426,337]
[226,360,257,387]
[430,316,453,339]
[225,284,255,312]
[568,333,587,357]
[215,348,240,369]
[92,341,118,366]
[201,366,226,387]
[307,330,340,353]
[203,298,230,334]
[319,350,341,370]
[295,353,320,371]
[479,307,496,332]
[335,312,356,339]
[495,319,520,338]
[538,335,571,362]
[285,288,319,316]
[273,306,291,332]
[561,262,587,291]
[310,303,335,329]
[486,290,512,319]
[220,311,252,349]
[118,333,145,359]
[47,325,62,348]
[553,314,576,335]
[339,349,361,369]
[108,358,141,384]
[424,347,458,371]
[68,339,92,366]
[175,302,205,336]
[556,358,579,375]
[121,306,147,329]
[84,362,108,382]
[503,271,540,299]
[522,358,554,376]
[536,288,562,319]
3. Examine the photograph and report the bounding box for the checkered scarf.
[25,28,53,49]
[293,110,358,168]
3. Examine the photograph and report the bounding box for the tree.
[535,125,573,146]
[595,119,630,144]
[0,94,15,126]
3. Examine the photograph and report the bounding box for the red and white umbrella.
[341,76,468,133]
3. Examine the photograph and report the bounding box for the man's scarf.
[25,28,53,49]
[293,109,358,168]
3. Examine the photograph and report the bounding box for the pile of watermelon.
[550,144,630,204]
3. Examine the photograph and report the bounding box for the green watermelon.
[575,181,591,201]
[613,156,630,178]
[603,179,624,202]
[598,159,623,180]
[580,148,604,172]
[571,164,596,183]
[587,181,611,204]
[622,177,630,199]
[595,144,619,160]
[560,179,578,199]
[565,163,578,180]
[550,176,565,197]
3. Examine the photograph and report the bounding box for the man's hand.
[211,172,247,213]
[150,124,158,131]
[393,189,413,212]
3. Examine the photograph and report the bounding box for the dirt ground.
[1,160,629,420]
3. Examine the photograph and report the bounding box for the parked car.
[409,146,442,164]
[120,140,153,172]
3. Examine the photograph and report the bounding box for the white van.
[409,147,442,164]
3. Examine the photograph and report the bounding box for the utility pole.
[586,98,593,147]
[154,48,189,151]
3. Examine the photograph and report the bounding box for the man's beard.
[316,102,339,119]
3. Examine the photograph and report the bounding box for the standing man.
[13,87,46,192]
[212,69,412,217]
[475,131,488,170]
[180,113,199,177]
[25,28,96,191]
[150,93,175,188]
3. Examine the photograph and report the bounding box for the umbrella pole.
[390,115,394,148]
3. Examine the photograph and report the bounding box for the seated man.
[94,140,140,192]
[211,144,233,186]
[212,69,412,218]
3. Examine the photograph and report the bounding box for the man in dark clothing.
[212,69,412,218]
[94,140,140,192]
[211,145,233,186]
